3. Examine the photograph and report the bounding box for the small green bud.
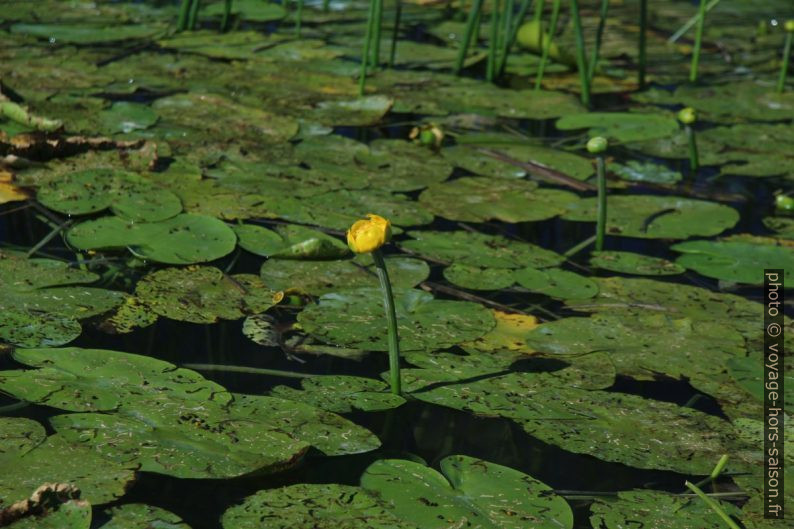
[419,129,436,146]
[785,20,794,33]
[586,136,608,154]
[776,194,794,211]
[678,107,697,124]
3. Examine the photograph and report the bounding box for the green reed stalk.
[454,0,485,75]
[188,0,201,30]
[372,250,402,395]
[693,454,729,488]
[323,0,330,12]
[595,155,606,251]
[496,0,514,76]
[359,0,377,95]
[371,0,384,69]
[389,0,403,67]
[177,0,192,31]
[777,26,793,92]
[220,0,232,32]
[534,0,560,90]
[569,0,590,105]
[638,0,647,86]
[497,0,533,76]
[486,0,501,82]
[295,0,304,36]
[685,125,699,171]
[533,0,544,22]
[684,482,742,529]
[587,0,609,82]
[689,0,707,82]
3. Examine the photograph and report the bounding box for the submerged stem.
[686,125,699,172]
[684,481,742,529]
[372,250,402,396]
[182,363,311,379]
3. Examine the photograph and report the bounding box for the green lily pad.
[0,434,137,507]
[135,266,281,324]
[297,288,495,352]
[36,168,131,216]
[589,251,685,275]
[233,223,350,260]
[221,483,417,529]
[400,230,565,269]
[662,81,794,121]
[764,217,794,239]
[260,255,430,295]
[561,195,740,239]
[0,417,46,459]
[98,102,159,135]
[440,144,527,179]
[312,96,393,127]
[672,239,794,284]
[66,214,237,265]
[271,375,406,413]
[97,297,159,334]
[611,160,682,184]
[97,504,191,529]
[204,0,287,21]
[241,314,279,347]
[7,495,91,529]
[443,264,516,290]
[514,267,599,299]
[0,309,82,348]
[361,456,573,529]
[555,112,679,142]
[419,177,579,223]
[10,23,159,44]
[589,490,744,529]
[354,139,453,192]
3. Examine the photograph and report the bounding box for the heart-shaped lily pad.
[233,223,350,260]
[672,238,794,284]
[66,213,237,265]
[297,288,495,352]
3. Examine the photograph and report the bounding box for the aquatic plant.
[690,0,708,82]
[777,20,794,92]
[569,0,591,105]
[588,0,609,83]
[678,107,699,172]
[534,0,561,90]
[638,0,647,86]
[347,214,401,395]
[587,136,608,251]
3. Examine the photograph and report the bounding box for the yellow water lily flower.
[346,214,392,254]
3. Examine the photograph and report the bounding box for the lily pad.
[611,160,682,184]
[589,251,685,275]
[297,288,495,352]
[354,139,453,192]
[555,112,679,142]
[271,375,406,413]
[672,239,794,284]
[360,456,574,529]
[10,23,159,44]
[233,223,350,260]
[513,267,599,299]
[561,195,740,239]
[260,255,429,295]
[0,417,46,459]
[135,266,281,324]
[97,504,192,529]
[419,177,579,223]
[66,214,237,265]
[0,309,82,348]
[443,264,516,290]
[221,483,417,529]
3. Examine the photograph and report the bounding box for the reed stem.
[295,0,304,36]
[486,0,501,82]
[686,125,699,172]
[496,0,514,76]
[454,0,485,75]
[359,0,377,95]
[569,0,590,105]
[587,0,609,83]
[371,0,384,69]
[220,0,232,32]
[638,0,647,86]
[188,0,201,30]
[689,0,707,82]
[595,155,607,251]
[534,0,560,90]
[177,0,192,31]
[684,481,742,529]
[372,250,402,395]
[389,0,403,67]
[777,30,793,93]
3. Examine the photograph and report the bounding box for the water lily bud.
[586,136,608,154]
[346,214,392,253]
[786,20,794,33]
[775,194,794,211]
[678,107,697,125]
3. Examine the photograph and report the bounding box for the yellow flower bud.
[678,107,697,124]
[785,20,794,33]
[346,214,392,253]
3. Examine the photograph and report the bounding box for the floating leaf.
[10,23,160,44]
[672,239,794,284]
[97,504,192,529]
[67,214,237,265]
[561,195,740,239]
[298,288,495,352]
[555,112,679,142]
[360,456,574,529]
[242,314,279,347]
[0,309,82,348]
[611,160,682,184]
[443,264,516,290]
[589,251,685,275]
[135,266,281,324]
[353,139,453,191]
[513,267,599,299]
[233,223,350,260]
[0,417,46,459]
[271,375,406,413]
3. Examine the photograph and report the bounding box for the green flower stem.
[689,0,707,82]
[496,0,514,76]
[595,155,607,251]
[693,454,730,488]
[372,249,402,396]
[220,0,232,32]
[182,363,312,379]
[371,0,384,69]
[454,0,485,75]
[359,0,377,95]
[295,0,304,36]
[486,0,501,83]
[534,0,560,91]
[638,0,647,86]
[177,0,192,31]
[498,0,533,76]
[587,0,609,83]
[569,0,590,106]
[188,0,201,30]
[777,30,792,93]
[684,481,742,529]
[389,0,403,67]
[533,0,545,22]
[685,124,699,172]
